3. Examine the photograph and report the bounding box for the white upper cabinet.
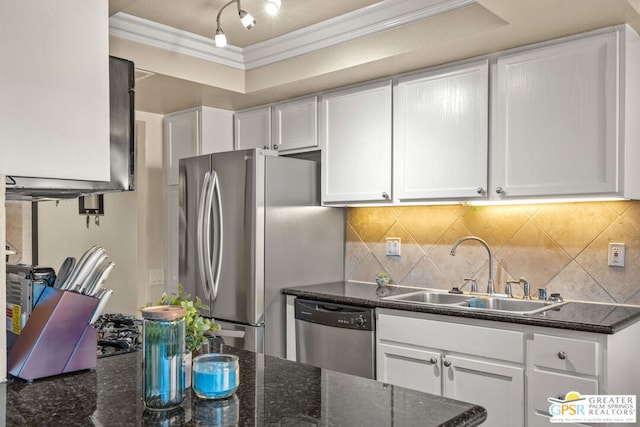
[273,96,319,153]
[164,107,233,185]
[234,107,272,151]
[492,30,622,199]
[235,98,319,154]
[0,0,110,181]
[165,109,200,186]
[395,60,489,202]
[321,80,393,204]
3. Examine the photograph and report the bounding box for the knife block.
[7,286,99,381]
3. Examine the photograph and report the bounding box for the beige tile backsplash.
[345,201,640,305]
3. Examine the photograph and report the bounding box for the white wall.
[37,112,165,316]
[135,111,166,306]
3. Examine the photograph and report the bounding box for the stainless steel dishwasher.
[295,298,375,379]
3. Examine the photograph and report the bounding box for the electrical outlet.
[608,243,625,267]
[385,237,401,256]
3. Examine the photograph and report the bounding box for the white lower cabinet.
[376,309,524,426]
[377,308,640,427]
[527,333,600,427]
[377,343,441,395]
[443,354,524,426]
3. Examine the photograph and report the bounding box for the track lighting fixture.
[265,0,281,16]
[214,0,281,48]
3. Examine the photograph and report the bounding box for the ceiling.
[108,0,640,114]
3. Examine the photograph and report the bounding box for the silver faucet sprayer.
[450,236,495,295]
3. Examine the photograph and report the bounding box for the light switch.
[385,237,401,256]
[149,268,165,285]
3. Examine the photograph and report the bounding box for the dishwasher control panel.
[294,299,375,331]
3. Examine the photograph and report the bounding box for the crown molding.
[109,0,475,71]
[109,13,245,69]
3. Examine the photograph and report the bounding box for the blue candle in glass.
[192,354,239,399]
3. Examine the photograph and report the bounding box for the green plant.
[376,272,390,279]
[148,284,220,353]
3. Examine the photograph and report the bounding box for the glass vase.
[141,306,187,411]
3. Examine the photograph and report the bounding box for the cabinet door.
[492,31,619,198]
[0,0,110,181]
[442,355,524,427]
[164,109,200,186]
[395,60,489,201]
[321,81,393,203]
[377,342,441,395]
[273,96,318,152]
[200,107,233,155]
[234,107,272,150]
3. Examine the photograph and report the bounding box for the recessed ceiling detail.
[110,0,475,71]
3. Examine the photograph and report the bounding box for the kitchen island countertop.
[3,345,486,426]
[282,281,640,334]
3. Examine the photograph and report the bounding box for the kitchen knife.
[82,258,109,295]
[89,289,113,325]
[86,261,115,296]
[62,246,99,290]
[54,256,76,289]
[66,246,106,292]
[77,252,108,294]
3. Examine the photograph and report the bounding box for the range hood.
[5,56,135,201]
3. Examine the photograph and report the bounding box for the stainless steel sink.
[385,291,470,305]
[382,290,565,315]
[473,297,563,315]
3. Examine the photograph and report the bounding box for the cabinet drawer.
[529,369,598,413]
[377,314,523,363]
[532,334,598,375]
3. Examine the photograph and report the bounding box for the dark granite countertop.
[3,345,486,426]
[282,281,640,334]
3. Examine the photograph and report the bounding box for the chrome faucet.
[450,236,495,295]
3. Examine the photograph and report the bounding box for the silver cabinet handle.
[558,351,567,360]
[476,187,485,195]
[496,187,504,194]
[429,357,437,364]
[382,192,390,200]
[443,359,451,367]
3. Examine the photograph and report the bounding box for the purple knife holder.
[7,286,99,381]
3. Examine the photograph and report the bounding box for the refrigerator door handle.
[197,171,212,299]
[212,171,224,300]
[203,170,215,300]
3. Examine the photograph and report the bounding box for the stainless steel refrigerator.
[178,148,344,358]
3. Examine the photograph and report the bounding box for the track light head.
[265,0,281,16]
[215,28,227,47]
[239,9,256,30]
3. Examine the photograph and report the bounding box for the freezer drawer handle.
[215,329,245,338]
